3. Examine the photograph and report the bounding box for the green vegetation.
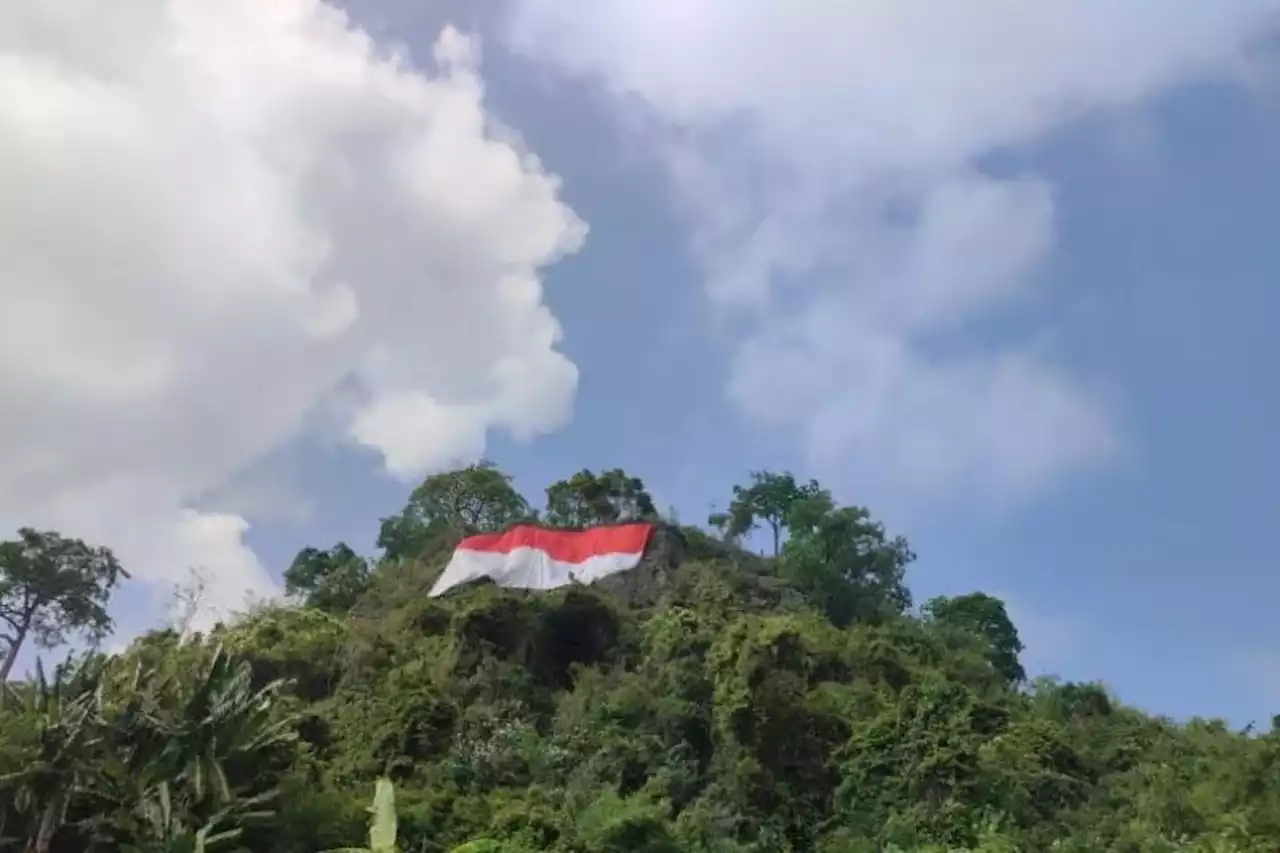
[2,463,1278,852]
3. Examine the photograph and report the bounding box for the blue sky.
[4,1,1280,729]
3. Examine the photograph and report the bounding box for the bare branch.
[0,609,20,634]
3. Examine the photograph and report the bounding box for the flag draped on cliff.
[428,523,654,598]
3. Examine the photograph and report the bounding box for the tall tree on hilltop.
[284,544,371,614]
[376,461,533,561]
[544,468,658,528]
[781,493,913,626]
[923,593,1027,685]
[711,470,827,555]
[0,529,128,683]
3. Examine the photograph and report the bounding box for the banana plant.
[0,655,109,853]
[119,780,249,853]
[324,777,399,853]
[149,644,297,807]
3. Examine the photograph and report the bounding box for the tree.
[711,471,826,555]
[923,593,1026,685]
[169,567,212,639]
[780,494,913,626]
[544,469,657,528]
[0,529,128,683]
[283,544,371,614]
[377,462,533,561]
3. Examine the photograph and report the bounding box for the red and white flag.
[428,523,654,598]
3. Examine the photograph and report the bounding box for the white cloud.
[504,0,1279,503]
[0,1,585,630]
[201,462,316,528]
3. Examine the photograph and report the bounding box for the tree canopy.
[709,470,825,555]
[0,528,128,682]
[377,462,534,562]
[1,464,1277,853]
[283,544,371,615]
[923,593,1027,685]
[544,469,657,528]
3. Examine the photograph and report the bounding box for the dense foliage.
[2,463,1278,852]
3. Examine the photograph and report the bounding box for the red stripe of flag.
[457,523,653,564]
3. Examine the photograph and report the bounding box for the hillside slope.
[1,465,1277,853]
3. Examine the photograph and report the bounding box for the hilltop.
[1,464,1277,853]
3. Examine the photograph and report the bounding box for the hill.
[1,464,1277,853]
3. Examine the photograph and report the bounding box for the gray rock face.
[589,521,685,607]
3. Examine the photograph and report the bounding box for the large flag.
[428,523,654,598]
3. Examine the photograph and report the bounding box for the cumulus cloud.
[0,1,585,629]
[505,0,1279,502]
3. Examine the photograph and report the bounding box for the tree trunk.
[0,622,29,683]
[26,800,60,853]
